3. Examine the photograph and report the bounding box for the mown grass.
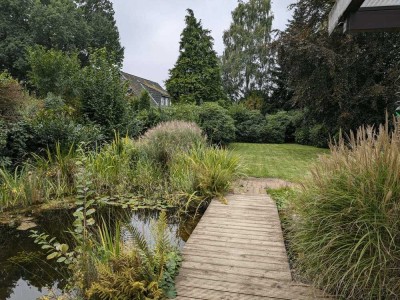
[229,143,328,182]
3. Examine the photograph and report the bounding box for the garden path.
[175,179,330,299]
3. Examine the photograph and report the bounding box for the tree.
[77,0,124,64]
[221,0,274,101]
[30,0,89,51]
[0,0,33,79]
[27,47,81,100]
[277,0,400,136]
[166,9,225,105]
[80,49,127,135]
[0,0,123,80]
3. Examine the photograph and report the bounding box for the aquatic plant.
[86,211,182,300]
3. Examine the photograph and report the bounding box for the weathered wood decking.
[175,180,329,299]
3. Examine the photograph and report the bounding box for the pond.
[0,206,200,300]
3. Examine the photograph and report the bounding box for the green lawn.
[230,143,329,182]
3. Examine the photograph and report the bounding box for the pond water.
[0,207,200,300]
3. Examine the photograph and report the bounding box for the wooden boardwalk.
[175,180,329,299]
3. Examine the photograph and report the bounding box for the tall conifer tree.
[166,9,225,105]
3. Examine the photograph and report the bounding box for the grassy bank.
[229,143,328,182]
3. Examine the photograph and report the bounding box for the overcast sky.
[111,0,294,86]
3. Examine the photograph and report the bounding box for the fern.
[86,211,181,299]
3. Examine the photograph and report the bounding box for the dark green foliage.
[162,104,201,124]
[166,9,225,105]
[229,105,266,143]
[77,0,124,64]
[0,72,25,120]
[1,120,32,167]
[138,90,151,111]
[277,0,400,139]
[29,0,89,51]
[265,110,303,144]
[80,49,128,136]
[198,103,235,145]
[222,0,273,101]
[308,124,329,148]
[0,0,123,80]
[0,0,32,79]
[30,112,103,153]
[28,47,81,100]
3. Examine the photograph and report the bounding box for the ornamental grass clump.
[139,121,206,168]
[170,144,242,209]
[290,120,400,299]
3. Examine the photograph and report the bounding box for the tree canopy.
[275,0,400,136]
[221,0,274,101]
[0,0,123,80]
[166,9,225,105]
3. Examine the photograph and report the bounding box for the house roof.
[121,71,169,106]
[362,0,400,6]
[329,0,400,33]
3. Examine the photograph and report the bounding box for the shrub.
[139,121,206,168]
[308,124,329,148]
[290,121,400,298]
[198,102,235,145]
[162,104,201,123]
[265,110,303,143]
[0,72,26,119]
[294,126,310,145]
[229,105,266,143]
[30,112,103,153]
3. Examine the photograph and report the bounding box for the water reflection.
[0,206,200,300]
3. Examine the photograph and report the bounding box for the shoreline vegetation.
[1,121,242,299]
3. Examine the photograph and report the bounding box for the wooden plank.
[175,192,328,299]
[187,235,285,247]
[177,277,328,300]
[182,249,289,264]
[180,261,292,281]
[192,228,284,239]
[194,222,283,232]
[176,286,278,300]
[181,255,290,272]
[182,243,289,259]
[194,225,284,236]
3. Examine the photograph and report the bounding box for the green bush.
[290,121,400,298]
[2,121,32,166]
[30,112,103,153]
[0,72,26,119]
[309,124,329,148]
[139,121,206,168]
[294,126,310,145]
[265,110,303,143]
[229,105,266,143]
[198,102,235,145]
[162,104,201,123]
